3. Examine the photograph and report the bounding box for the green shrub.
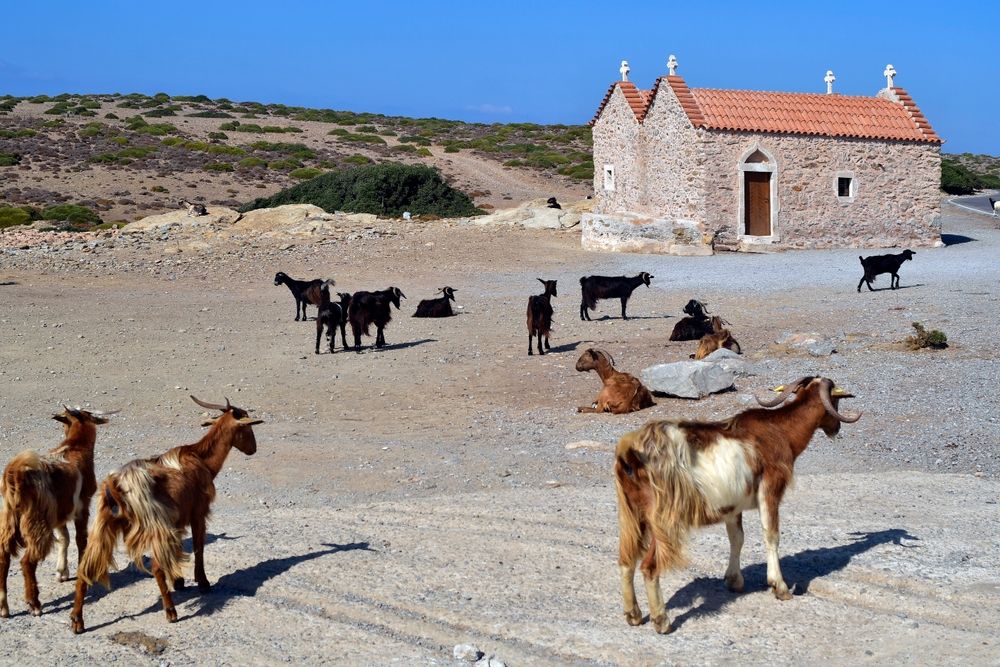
[941,158,1000,194]
[110,136,129,145]
[398,135,432,146]
[41,204,102,226]
[151,185,169,193]
[0,206,33,229]
[204,161,235,172]
[267,158,303,170]
[905,322,948,350]
[241,163,482,218]
[345,154,373,165]
[249,141,316,159]
[443,145,460,153]
[42,119,65,128]
[144,108,177,117]
[187,110,233,118]
[393,144,418,154]
[89,153,121,164]
[208,131,229,141]
[290,167,323,180]
[0,153,21,166]
[0,128,36,138]
[416,147,432,157]
[238,157,268,169]
[117,146,157,159]
[160,136,185,146]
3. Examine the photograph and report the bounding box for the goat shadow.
[941,233,975,246]
[359,338,436,352]
[585,314,673,321]
[858,283,925,292]
[546,341,583,354]
[40,532,241,618]
[661,528,918,631]
[0,281,17,286]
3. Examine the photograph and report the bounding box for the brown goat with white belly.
[0,407,113,618]
[614,377,860,634]
[70,396,262,633]
[693,316,742,360]
[575,349,655,414]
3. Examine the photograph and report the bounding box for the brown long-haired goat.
[70,396,262,633]
[0,407,113,618]
[614,377,860,634]
[692,316,742,360]
[575,349,655,414]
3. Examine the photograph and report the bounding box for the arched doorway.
[738,147,778,240]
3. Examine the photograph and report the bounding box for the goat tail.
[614,470,644,566]
[633,422,707,571]
[1,452,58,560]
[77,483,124,589]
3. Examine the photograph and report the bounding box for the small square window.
[603,165,615,191]
[838,177,853,198]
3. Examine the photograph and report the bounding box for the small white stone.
[453,644,481,662]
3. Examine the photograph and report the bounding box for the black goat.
[274,272,335,321]
[857,249,915,292]
[348,287,406,351]
[579,271,653,321]
[546,197,562,210]
[669,299,715,341]
[413,287,457,318]
[315,291,352,354]
[527,279,557,356]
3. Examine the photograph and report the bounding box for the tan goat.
[575,349,655,414]
[693,316,741,360]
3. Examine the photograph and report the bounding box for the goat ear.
[830,387,855,398]
[201,418,219,427]
[52,413,70,424]
[773,385,785,392]
[237,417,264,427]
[537,278,545,286]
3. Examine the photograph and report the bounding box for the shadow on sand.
[661,529,919,631]
[860,283,925,292]
[941,233,976,246]
[546,341,583,354]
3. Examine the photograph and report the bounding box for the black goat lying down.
[669,299,715,341]
[413,287,457,318]
[348,287,406,350]
[315,292,353,354]
[274,271,335,321]
[580,272,653,321]
[857,250,915,292]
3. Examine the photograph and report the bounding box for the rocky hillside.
[0,93,593,223]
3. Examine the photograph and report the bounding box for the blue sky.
[2,1,997,154]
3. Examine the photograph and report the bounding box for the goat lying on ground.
[178,199,207,217]
[669,299,715,341]
[614,377,860,634]
[0,407,113,618]
[315,291,352,354]
[413,287,457,318]
[273,271,335,321]
[546,197,562,210]
[857,250,915,292]
[693,316,742,360]
[348,287,405,350]
[527,279,557,356]
[575,349,654,414]
[580,272,653,321]
[70,396,262,633]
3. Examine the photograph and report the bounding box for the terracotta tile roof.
[592,75,941,143]
[590,81,649,125]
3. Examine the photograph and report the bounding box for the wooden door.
[744,172,771,236]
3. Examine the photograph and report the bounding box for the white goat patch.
[159,451,183,471]
[690,436,757,515]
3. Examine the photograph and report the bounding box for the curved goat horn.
[819,379,862,423]
[190,395,230,411]
[756,377,812,408]
[91,409,120,417]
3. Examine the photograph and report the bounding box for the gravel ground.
[0,200,997,664]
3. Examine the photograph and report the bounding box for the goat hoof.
[624,607,643,626]
[651,615,673,634]
[197,581,212,594]
[30,605,42,617]
[165,608,177,623]
[772,584,794,601]
[0,606,9,619]
[58,573,70,583]
[71,616,84,634]
[725,573,744,593]
[173,577,186,590]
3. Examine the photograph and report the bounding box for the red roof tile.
[593,75,941,143]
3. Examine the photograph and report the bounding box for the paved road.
[950,191,999,215]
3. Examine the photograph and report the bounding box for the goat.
[348,287,406,351]
[413,287,457,318]
[546,196,562,210]
[575,349,654,414]
[178,199,207,217]
[273,271,335,321]
[857,249,915,292]
[0,407,113,618]
[614,377,860,634]
[990,197,999,217]
[580,272,653,321]
[69,396,262,633]
[527,278,557,356]
[315,291,352,354]
[693,316,742,360]
[668,299,715,341]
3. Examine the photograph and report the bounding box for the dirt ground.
[0,203,998,665]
